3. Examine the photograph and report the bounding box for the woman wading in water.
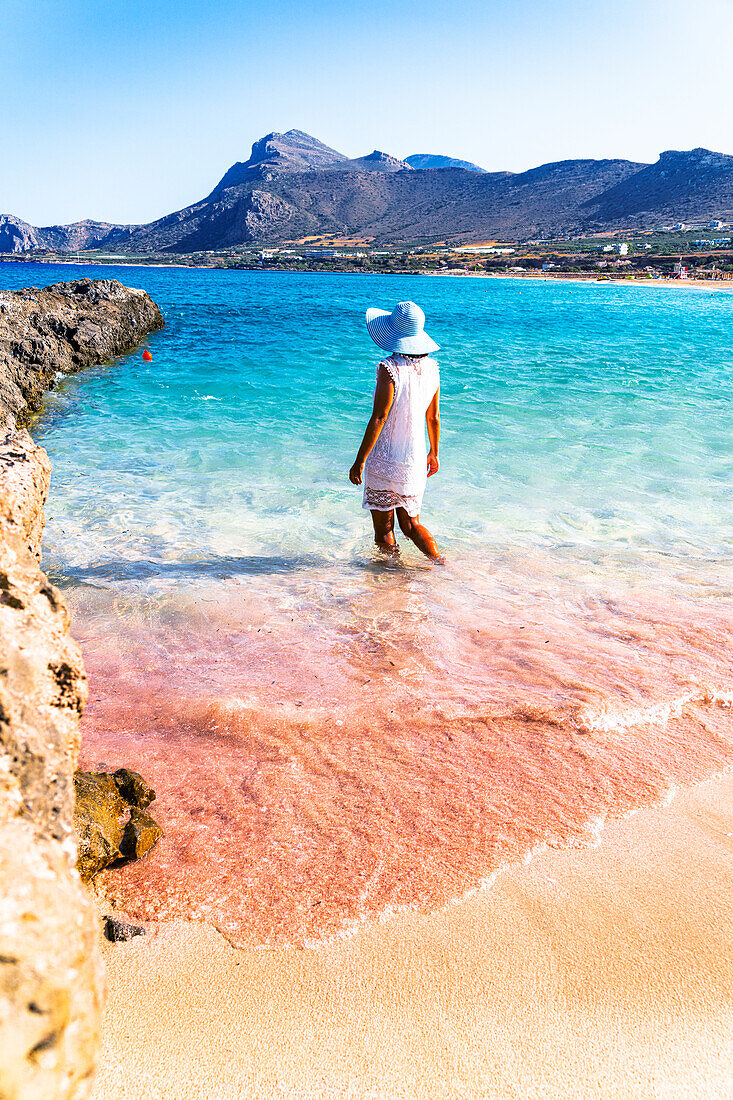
[349,301,443,561]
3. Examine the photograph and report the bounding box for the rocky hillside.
[4,130,733,252]
[0,215,132,255]
[581,147,733,225]
[405,153,486,172]
[0,279,162,1099]
[120,141,643,252]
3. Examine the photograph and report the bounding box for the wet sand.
[91,770,733,1100]
[76,571,733,947]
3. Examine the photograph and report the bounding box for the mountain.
[209,130,350,193]
[405,154,486,172]
[0,216,39,253]
[117,135,645,251]
[0,215,131,254]
[4,131,733,254]
[581,147,733,225]
[350,151,413,173]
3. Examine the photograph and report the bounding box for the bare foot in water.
[376,541,401,559]
[395,508,444,562]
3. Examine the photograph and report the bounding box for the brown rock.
[0,430,51,559]
[0,519,101,1099]
[0,767,103,1100]
[120,806,163,862]
[73,768,163,880]
[113,766,155,809]
[0,278,164,429]
[73,772,127,881]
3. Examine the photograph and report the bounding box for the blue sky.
[3,0,733,226]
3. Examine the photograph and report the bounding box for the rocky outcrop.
[74,768,162,882]
[0,454,101,1100]
[0,215,42,253]
[0,431,52,561]
[0,280,163,1099]
[0,278,163,428]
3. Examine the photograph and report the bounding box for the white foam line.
[577,684,733,734]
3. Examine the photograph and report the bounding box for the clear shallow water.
[3,262,733,944]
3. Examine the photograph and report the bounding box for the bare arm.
[349,366,395,485]
[426,386,440,477]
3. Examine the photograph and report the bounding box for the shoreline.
[4,259,733,290]
[423,271,733,290]
[92,769,733,1099]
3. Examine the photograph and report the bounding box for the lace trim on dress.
[363,487,422,517]
[377,355,428,383]
[377,358,400,385]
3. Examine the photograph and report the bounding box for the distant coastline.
[3,257,731,292]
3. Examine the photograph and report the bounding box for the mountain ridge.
[4,130,733,253]
[405,153,486,172]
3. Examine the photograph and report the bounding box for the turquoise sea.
[5,264,731,578]
[3,261,732,945]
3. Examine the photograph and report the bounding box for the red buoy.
[142,348,153,362]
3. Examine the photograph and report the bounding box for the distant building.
[673,223,687,231]
[259,249,278,260]
[708,220,725,229]
[615,243,629,255]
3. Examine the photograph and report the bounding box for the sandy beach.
[425,271,733,291]
[91,770,733,1100]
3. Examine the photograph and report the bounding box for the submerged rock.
[73,767,163,881]
[73,772,127,880]
[112,766,155,809]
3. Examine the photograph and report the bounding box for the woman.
[349,300,443,561]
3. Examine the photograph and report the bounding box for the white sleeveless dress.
[362,354,440,517]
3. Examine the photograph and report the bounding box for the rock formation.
[74,768,162,882]
[0,279,163,1099]
[0,278,164,428]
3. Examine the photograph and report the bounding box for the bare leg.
[396,508,443,561]
[370,509,399,554]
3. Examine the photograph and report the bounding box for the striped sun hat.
[365,300,440,355]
